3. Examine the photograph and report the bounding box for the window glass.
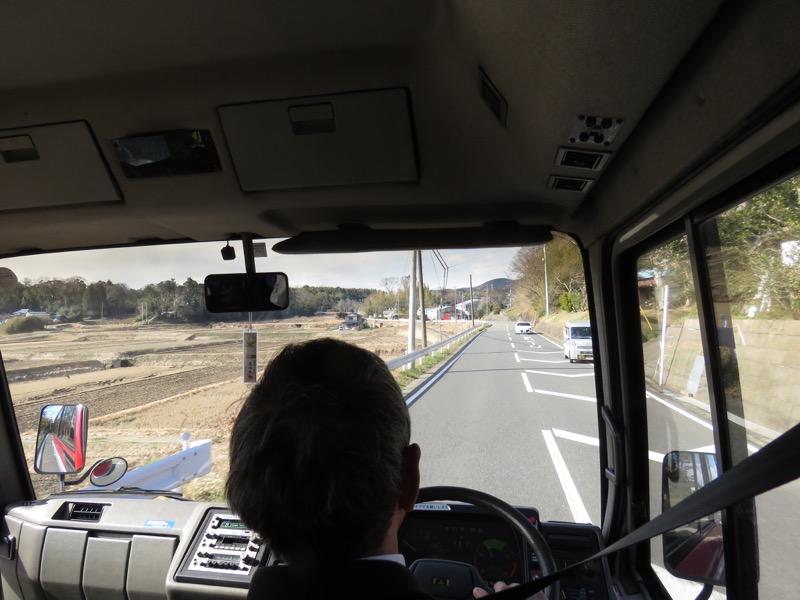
[700,173,800,600]
[0,242,600,529]
[638,173,800,599]
[638,235,720,598]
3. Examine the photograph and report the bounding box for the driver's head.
[226,337,420,564]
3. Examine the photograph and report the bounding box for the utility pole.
[469,275,475,327]
[544,244,550,316]
[408,250,417,353]
[418,251,427,347]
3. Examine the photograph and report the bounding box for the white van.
[563,321,593,363]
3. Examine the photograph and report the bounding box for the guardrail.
[384,323,487,372]
[84,439,212,492]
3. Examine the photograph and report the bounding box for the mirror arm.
[63,459,105,486]
[694,584,714,600]
[241,232,256,274]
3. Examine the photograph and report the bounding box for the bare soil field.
[3,316,468,499]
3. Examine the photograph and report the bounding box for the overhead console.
[218,88,418,191]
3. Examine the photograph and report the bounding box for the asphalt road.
[407,322,798,599]
[408,322,602,525]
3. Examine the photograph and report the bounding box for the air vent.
[69,503,104,522]
[556,148,610,171]
[548,175,594,192]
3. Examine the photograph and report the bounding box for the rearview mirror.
[662,451,725,585]
[34,404,88,475]
[204,272,289,313]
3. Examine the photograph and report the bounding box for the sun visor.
[219,88,418,191]
[272,225,553,254]
[0,121,120,211]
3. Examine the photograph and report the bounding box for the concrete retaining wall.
[646,319,800,434]
[534,317,799,434]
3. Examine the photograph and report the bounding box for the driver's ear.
[399,443,421,512]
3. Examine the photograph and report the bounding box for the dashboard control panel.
[175,507,268,588]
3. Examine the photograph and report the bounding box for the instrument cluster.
[398,503,540,585]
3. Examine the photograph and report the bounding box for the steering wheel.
[408,486,559,600]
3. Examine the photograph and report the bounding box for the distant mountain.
[456,278,514,293]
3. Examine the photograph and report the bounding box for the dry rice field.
[2,316,467,499]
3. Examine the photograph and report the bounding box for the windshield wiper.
[50,486,187,500]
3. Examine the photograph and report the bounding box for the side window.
[638,235,719,598]
[637,173,800,599]
[698,175,799,600]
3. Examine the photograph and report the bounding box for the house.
[339,313,365,330]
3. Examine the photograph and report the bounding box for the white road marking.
[542,430,591,524]
[533,389,596,402]
[651,564,726,599]
[526,369,594,378]
[519,357,565,364]
[552,429,598,446]
[521,372,534,393]
[692,444,716,453]
[647,391,760,454]
[647,391,712,430]
[553,428,668,464]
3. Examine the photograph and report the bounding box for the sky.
[0,240,522,291]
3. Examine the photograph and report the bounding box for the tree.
[176,278,205,322]
[715,176,800,317]
[510,233,586,317]
[82,282,108,318]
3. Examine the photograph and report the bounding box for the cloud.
[0,241,521,290]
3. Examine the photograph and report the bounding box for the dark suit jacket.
[247,559,435,599]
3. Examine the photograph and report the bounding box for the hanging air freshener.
[243,328,257,384]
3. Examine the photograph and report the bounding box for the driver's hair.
[226,337,412,564]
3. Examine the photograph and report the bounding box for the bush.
[559,292,582,312]
[1,316,49,334]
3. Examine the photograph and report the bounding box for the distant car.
[515,321,532,334]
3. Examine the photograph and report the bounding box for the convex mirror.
[204,272,289,313]
[87,457,128,487]
[34,404,88,475]
[662,450,725,585]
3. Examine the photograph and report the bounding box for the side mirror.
[34,404,88,475]
[661,451,725,585]
[204,272,289,313]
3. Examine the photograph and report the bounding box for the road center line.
[542,429,591,524]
